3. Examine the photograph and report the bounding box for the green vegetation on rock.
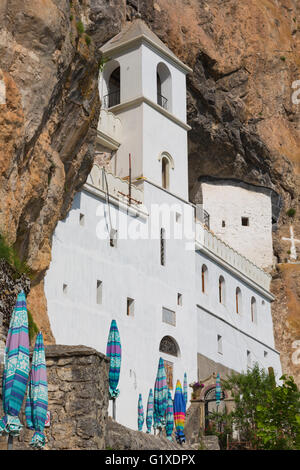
[28,309,39,344]
[0,233,32,278]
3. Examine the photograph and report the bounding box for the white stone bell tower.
[99,19,192,200]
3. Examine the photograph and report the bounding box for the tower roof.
[100,19,192,74]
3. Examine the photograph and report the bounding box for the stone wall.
[0,345,110,450]
[197,352,236,382]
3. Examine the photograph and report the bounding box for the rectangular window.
[241,217,249,226]
[127,298,134,317]
[247,350,251,367]
[175,212,182,223]
[177,293,182,306]
[264,350,268,359]
[63,283,68,294]
[217,335,223,354]
[160,228,166,266]
[162,307,176,326]
[96,280,102,304]
[79,213,85,226]
[110,228,118,248]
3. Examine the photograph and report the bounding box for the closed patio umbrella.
[165,389,174,441]
[25,332,48,449]
[216,373,221,408]
[0,290,30,449]
[183,372,188,405]
[106,319,122,420]
[153,357,168,431]
[138,393,144,431]
[173,380,186,445]
[146,388,154,433]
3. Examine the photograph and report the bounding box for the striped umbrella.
[154,358,168,430]
[173,380,186,444]
[106,319,122,420]
[153,410,160,433]
[0,291,30,447]
[216,373,221,407]
[146,388,154,433]
[25,332,48,449]
[183,372,188,405]
[138,393,144,431]
[165,389,174,441]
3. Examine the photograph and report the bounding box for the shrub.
[76,21,84,35]
[0,233,32,278]
[28,309,39,344]
[286,208,296,218]
[85,35,91,46]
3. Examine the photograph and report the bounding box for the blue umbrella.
[216,373,221,407]
[106,319,122,420]
[146,389,154,433]
[154,358,168,430]
[0,291,30,448]
[138,393,144,431]
[165,389,174,441]
[25,332,48,449]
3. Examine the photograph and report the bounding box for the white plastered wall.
[201,183,273,269]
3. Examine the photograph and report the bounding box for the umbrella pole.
[112,398,116,421]
[7,434,13,450]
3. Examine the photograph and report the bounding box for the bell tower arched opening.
[156,62,172,111]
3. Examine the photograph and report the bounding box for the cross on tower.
[282,225,300,261]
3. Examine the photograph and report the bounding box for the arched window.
[159,336,180,392]
[162,156,170,189]
[159,336,180,358]
[106,66,120,107]
[251,297,257,323]
[219,276,225,304]
[236,287,242,314]
[159,152,174,190]
[156,62,172,111]
[201,264,208,293]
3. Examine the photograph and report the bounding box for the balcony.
[103,89,120,109]
[157,93,168,110]
[97,109,122,150]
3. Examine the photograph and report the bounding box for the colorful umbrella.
[173,380,186,444]
[183,372,188,405]
[25,332,48,449]
[165,389,174,441]
[106,319,122,419]
[138,393,144,431]
[154,358,168,430]
[0,291,30,446]
[146,388,154,433]
[216,373,221,406]
[153,410,160,433]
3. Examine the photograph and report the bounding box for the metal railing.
[103,89,120,108]
[196,207,210,229]
[157,93,168,110]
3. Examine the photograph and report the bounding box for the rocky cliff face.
[134,0,300,385]
[0,1,299,383]
[0,0,125,340]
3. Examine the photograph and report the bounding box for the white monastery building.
[44,20,282,430]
